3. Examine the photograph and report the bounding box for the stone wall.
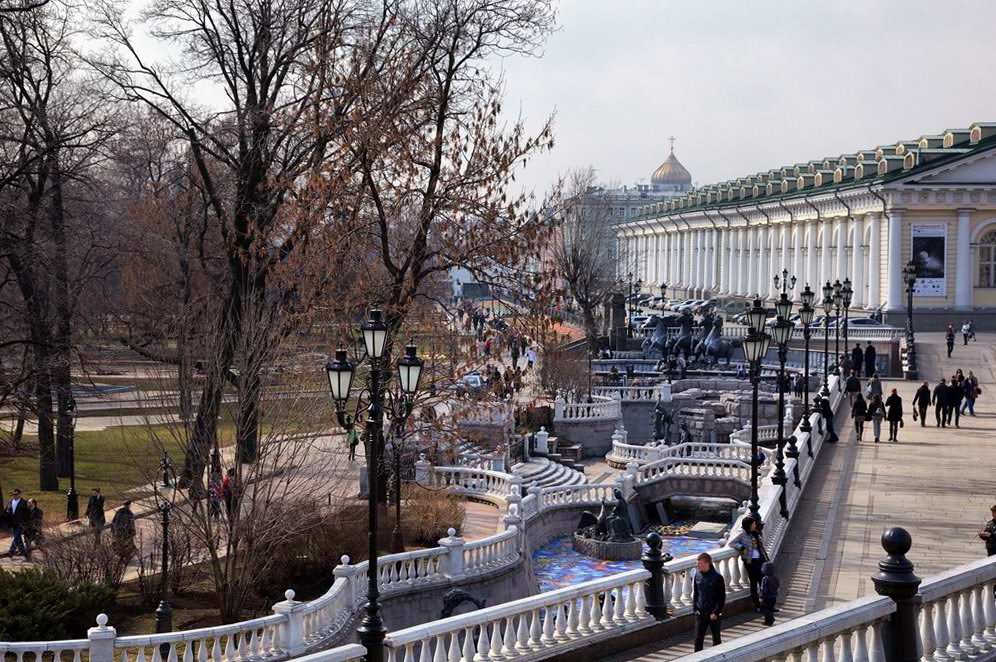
[554,417,621,458]
[620,400,655,442]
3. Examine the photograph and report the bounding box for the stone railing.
[592,384,663,401]
[609,438,755,468]
[916,553,996,661]
[292,644,368,662]
[553,396,622,421]
[635,456,752,486]
[729,424,779,445]
[538,483,617,508]
[381,570,655,662]
[463,526,520,577]
[456,402,514,426]
[428,465,517,502]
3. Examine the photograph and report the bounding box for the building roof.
[651,150,692,186]
[621,121,996,223]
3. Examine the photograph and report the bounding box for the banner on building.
[911,223,947,297]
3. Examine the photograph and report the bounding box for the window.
[978,230,996,287]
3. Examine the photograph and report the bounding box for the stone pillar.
[793,223,804,299]
[886,209,904,311]
[807,221,819,293]
[821,221,833,289]
[770,224,783,299]
[719,228,729,294]
[852,216,866,309]
[642,533,673,621]
[535,426,549,454]
[868,212,882,310]
[272,590,309,657]
[746,226,757,296]
[439,528,466,579]
[740,227,750,296]
[414,453,430,486]
[955,208,973,310]
[333,555,360,605]
[836,217,848,283]
[871,527,921,662]
[754,225,766,298]
[88,615,116,662]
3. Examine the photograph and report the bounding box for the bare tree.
[549,167,619,354]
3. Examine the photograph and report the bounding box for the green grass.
[0,425,191,522]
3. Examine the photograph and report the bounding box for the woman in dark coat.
[851,393,868,441]
[885,388,904,442]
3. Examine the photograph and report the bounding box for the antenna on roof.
[668,136,676,153]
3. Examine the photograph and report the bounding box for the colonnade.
[624,212,888,310]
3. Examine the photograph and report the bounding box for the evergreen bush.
[0,568,115,641]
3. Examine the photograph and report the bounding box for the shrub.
[395,486,465,547]
[134,517,205,608]
[39,530,130,590]
[0,568,115,640]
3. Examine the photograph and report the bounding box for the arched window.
[978,230,996,287]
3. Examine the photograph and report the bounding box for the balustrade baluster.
[151,647,163,662]
[433,634,448,662]
[462,626,476,662]
[868,620,886,662]
[555,601,570,641]
[853,624,870,662]
[528,608,542,649]
[136,648,148,662]
[839,630,854,662]
[613,586,627,624]
[932,598,952,661]
[947,593,965,660]
[445,630,461,662]
[567,597,580,636]
[623,583,637,621]
[601,589,615,628]
[167,644,179,662]
[682,569,694,606]
[972,585,990,652]
[984,580,996,645]
[920,600,938,662]
[500,617,516,658]
[803,643,819,662]
[474,621,490,661]
[634,581,647,617]
[418,637,433,662]
[541,605,557,645]
[958,589,979,656]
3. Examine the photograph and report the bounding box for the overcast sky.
[495,0,996,195]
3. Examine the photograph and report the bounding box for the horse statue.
[664,310,695,358]
[693,314,741,365]
[640,316,670,360]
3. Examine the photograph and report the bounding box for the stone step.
[512,457,587,489]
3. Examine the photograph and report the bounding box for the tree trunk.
[49,153,74,478]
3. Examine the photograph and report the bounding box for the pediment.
[912,150,996,185]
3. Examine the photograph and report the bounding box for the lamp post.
[821,281,834,397]
[841,278,853,354]
[903,262,919,380]
[325,311,424,662]
[65,395,79,521]
[797,286,817,464]
[155,452,176,642]
[660,281,668,307]
[770,270,796,520]
[832,279,843,380]
[742,298,772,523]
[627,272,634,338]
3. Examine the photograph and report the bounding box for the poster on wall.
[911,223,947,297]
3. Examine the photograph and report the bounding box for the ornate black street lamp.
[325,311,424,662]
[903,261,919,380]
[770,270,796,519]
[821,281,834,397]
[155,453,177,642]
[832,279,843,381]
[660,281,668,305]
[841,278,853,353]
[797,286,817,464]
[742,299,772,523]
[66,396,79,521]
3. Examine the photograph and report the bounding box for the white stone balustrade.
[113,613,288,662]
[917,554,996,662]
[538,483,617,508]
[463,527,520,576]
[382,570,652,662]
[592,385,663,401]
[0,636,89,662]
[609,440,755,468]
[430,466,513,500]
[678,594,893,661]
[553,397,622,422]
[662,547,749,617]
[292,644,368,662]
[635,456,752,486]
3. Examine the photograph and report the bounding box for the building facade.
[598,142,694,223]
[614,122,996,328]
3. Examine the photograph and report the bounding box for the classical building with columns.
[614,121,996,328]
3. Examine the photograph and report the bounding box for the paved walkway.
[612,334,996,659]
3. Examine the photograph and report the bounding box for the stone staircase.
[511,457,587,488]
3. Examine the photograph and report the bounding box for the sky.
[493,0,996,195]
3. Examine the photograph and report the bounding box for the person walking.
[979,505,996,557]
[932,378,950,428]
[885,388,904,442]
[913,381,931,426]
[868,393,887,443]
[692,552,726,651]
[865,373,883,401]
[963,371,980,416]
[728,515,768,611]
[864,342,877,378]
[510,341,520,369]
[851,343,864,378]
[4,489,29,559]
[845,370,861,405]
[969,319,977,341]
[223,468,238,520]
[111,501,137,561]
[949,374,965,428]
[760,562,780,626]
[945,325,956,358]
[86,488,106,539]
[962,320,972,346]
[819,394,838,442]
[851,393,868,441]
[526,347,536,371]
[24,499,43,557]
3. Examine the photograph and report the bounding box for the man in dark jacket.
[844,370,861,404]
[979,505,996,557]
[885,388,903,442]
[819,395,838,442]
[864,343,877,378]
[851,344,864,377]
[693,552,726,651]
[912,381,930,426]
[949,377,965,428]
[5,488,29,558]
[932,379,950,428]
[86,488,106,539]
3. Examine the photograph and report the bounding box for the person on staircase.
[728,515,767,612]
[692,552,726,651]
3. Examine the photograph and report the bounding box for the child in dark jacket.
[760,562,780,626]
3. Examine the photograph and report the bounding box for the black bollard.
[871,527,921,662]
[642,532,673,621]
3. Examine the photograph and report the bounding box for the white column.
[793,222,804,299]
[694,229,704,292]
[771,224,785,298]
[723,228,733,294]
[683,230,691,290]
[836,217,848,283]
[852,216,865,309]
[755,226,767,298]
[742,227,753,297]
[868,213,882,310]
[885,209,904,311]
[821,221,833,288]
[955,208,973,310]
[716,229,726,294]
[707,229,716,293]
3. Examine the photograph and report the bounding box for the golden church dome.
[652,149,692,187]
